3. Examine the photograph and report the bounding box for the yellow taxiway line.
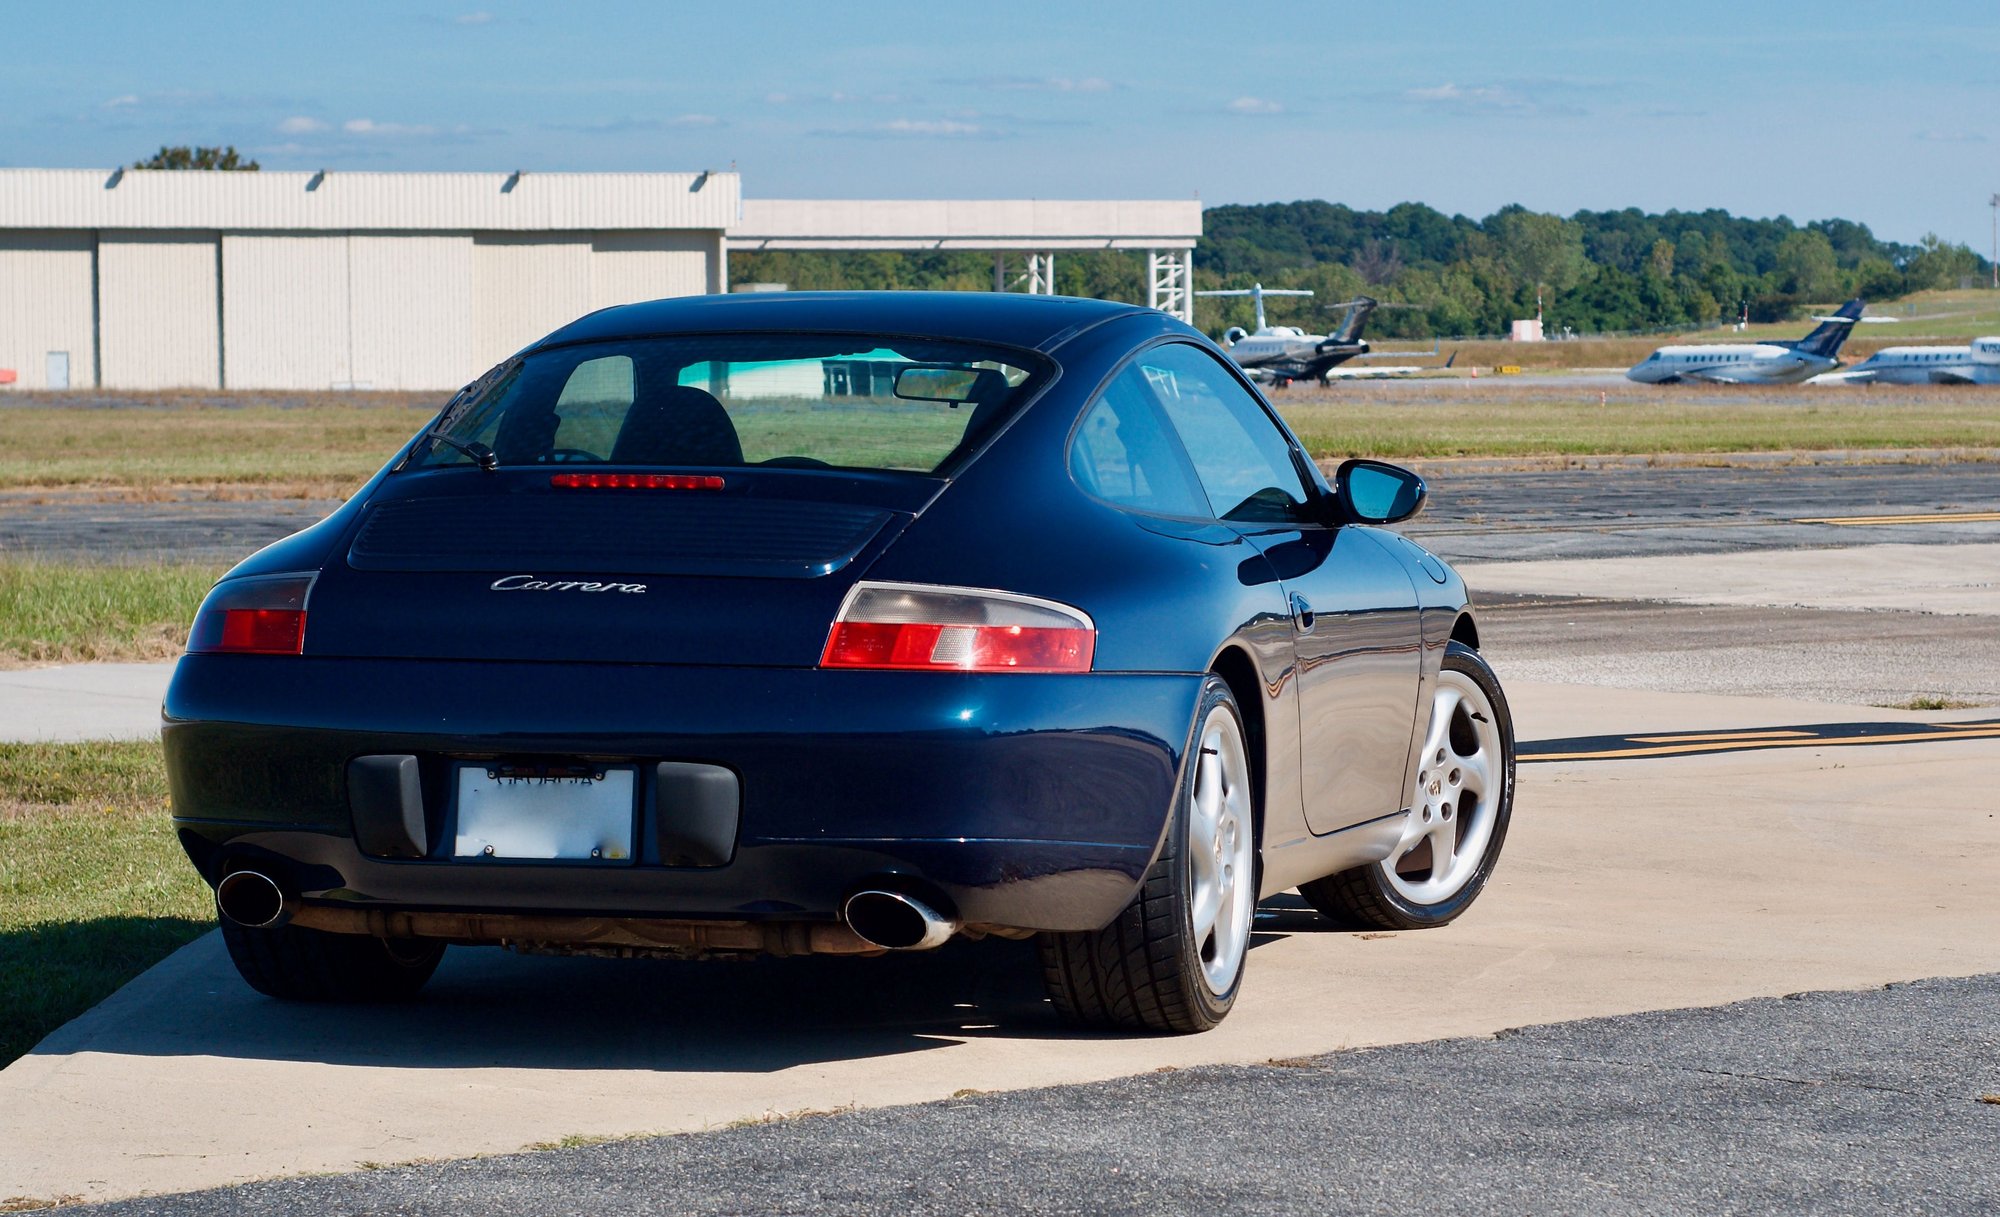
[1796,511,2000,526]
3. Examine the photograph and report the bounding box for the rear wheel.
[1301,642,1514,930]
[220,918,444,1003]
[1040,675,1258,1033]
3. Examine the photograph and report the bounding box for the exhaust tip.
[216,869,292,929]
[842,889,956,951]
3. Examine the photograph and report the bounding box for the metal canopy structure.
[730,198,1200,321]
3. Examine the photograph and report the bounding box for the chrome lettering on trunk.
[490,575,648,594]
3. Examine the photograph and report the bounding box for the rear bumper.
[165,656,1200,932]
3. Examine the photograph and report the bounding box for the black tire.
[1040,675,1257,1034]
[220,918,445,1002]
[1300,642,1515,931]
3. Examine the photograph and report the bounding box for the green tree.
[1488,209,1587,320]
[1646,238,1676,280]
[1773,230,1839,298]
[133,145,261,171]
[1903,234,1981,292]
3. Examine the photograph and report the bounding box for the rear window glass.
[412,335,1043,475]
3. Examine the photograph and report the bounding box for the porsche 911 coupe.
[167,291,1514,1034]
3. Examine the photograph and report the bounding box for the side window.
[1132,344,1312,523]
[1069,368,1209,518]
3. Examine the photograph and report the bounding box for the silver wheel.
[1382,668,1503,906]
[1188,703,1256,996]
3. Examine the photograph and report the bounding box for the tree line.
[733,201,1992,339]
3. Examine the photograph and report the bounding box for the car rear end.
[165,326,1197,962]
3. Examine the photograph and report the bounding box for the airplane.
[1195,284,1381,385]
[1626,299,1882,384]
[1321,346,1458,380]
[1809,336,2000,385]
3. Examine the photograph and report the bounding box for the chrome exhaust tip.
[841,889,957,951]
[215,869,293,929]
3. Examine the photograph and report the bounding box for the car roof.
[534,291,1150,355]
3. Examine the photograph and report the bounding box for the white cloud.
[879,118,982,137]
[1226,96,1283,115]
[102,94,140,110]
[984,76,1113,93]
[455,11,493,24]
[343,118,440,136]
[1400,82,1571,115]
[277,116,328,134]
[666,113,719,127]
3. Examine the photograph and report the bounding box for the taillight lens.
[820,582,1095,673]
[187,574,315,655]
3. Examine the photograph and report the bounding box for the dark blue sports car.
[166,291,1514,1033]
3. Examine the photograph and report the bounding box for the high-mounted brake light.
[187,574,315,656]
[551,473,725,491]
[820,582,1095,673]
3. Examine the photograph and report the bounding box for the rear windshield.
[410,334,1043,475]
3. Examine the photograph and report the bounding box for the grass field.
[0,392,434,496]
[0,740,210,1068]
[0,561,221,667]
[1275,382,2000,460]
[5,383,1999,499]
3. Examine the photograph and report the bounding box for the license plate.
[453,766,635,861]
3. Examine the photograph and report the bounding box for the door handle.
[1290,593,1315,633]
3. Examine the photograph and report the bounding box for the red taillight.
[216,609,307,655]
[820,582,1095,673]
[551,473,726,491]
[187,574,314,656]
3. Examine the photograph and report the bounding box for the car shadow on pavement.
[27,899,1335,1074]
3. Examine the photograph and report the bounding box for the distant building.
[0,171,1200,391]
[1509,318,1545,343]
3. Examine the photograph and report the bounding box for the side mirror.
[1335,459,1426,524]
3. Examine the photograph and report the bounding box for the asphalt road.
[3,459,1996,565]
[74,973,2000,1217]
[1406,458,2000,561]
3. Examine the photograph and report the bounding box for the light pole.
[1991,194,1999,290]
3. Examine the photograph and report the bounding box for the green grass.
[0,397,434,494]
[0,741,211,1068]
[0,561,223,666]
[1276,391,2000,461]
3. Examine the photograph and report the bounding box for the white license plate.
[453,767,635,861]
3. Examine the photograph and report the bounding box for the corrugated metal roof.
[730,198,1202,250]
[0,169,739,231]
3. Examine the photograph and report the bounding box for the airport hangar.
[0,169,1201,392]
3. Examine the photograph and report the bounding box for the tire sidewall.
[1374,642,1515,927]
[1172,675,1253,1024]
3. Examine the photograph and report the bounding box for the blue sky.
[5,1,1996,249]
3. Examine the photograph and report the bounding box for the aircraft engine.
[1971,337,2000,365]
[1223,326,1249,347]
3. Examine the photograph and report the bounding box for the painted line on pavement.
[1794,511,2000,526]
[1521,718,2000,762]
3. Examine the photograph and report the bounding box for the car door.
[1128,342,1425,836]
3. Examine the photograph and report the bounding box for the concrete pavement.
[4,678,1997,1204]
[1462,540,2000,615]
[0,662,172,742]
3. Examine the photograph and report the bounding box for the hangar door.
[99,231,221,390]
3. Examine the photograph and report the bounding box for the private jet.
[1626,299,1874,385]
[1811,337,2000,385]
[1197,284,1379,385]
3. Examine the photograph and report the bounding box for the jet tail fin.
[1330,297,1379,344]
[1792,299,1865,358]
